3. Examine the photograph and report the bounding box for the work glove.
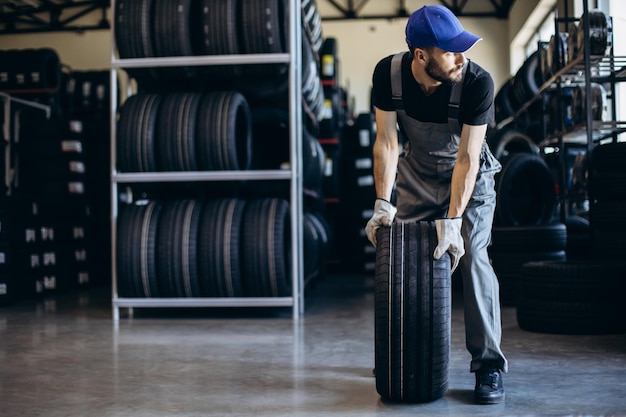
[433,217,465,273]
[365,198,397,246]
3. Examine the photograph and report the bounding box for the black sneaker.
[474,368,505,404]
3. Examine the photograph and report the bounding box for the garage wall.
[0,8,111,71]
[322,16,510,115]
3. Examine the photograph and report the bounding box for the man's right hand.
[365,198,397,246]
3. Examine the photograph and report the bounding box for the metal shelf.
[110,0,304,320]
[539,121,626,147]
[111,53,290,68]
[112,297,294,320]
[113,170,292,183]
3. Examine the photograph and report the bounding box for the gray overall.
[390,52,508,373]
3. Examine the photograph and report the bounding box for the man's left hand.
[433,217,465,273]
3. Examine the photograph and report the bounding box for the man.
[365,5,508,405]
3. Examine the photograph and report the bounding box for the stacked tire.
[514,142,626,335]
[489,152,564,305]
[589,141,626,259]
[517,261,626,334]
[333,113,377,273]
[8,115,94,297]
[117,197,330,297]
[114,0,332,299]
[492,12,611,145]
[117,91,252,174]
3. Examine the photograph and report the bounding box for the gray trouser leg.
[460,174,508,373]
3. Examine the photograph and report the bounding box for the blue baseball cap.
[405,5,481,53]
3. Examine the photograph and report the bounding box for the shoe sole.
[474,393,505,405]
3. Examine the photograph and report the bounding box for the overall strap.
[390,52,406,111]
[447,61,468,129]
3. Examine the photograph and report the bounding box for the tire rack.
[497,0,626,222]
[109,0,304,320]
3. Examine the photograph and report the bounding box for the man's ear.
[414,47,427,64]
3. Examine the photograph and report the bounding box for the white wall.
[0,8,111,72]
[322,16,510,115]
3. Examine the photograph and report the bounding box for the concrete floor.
[1,274,626,417]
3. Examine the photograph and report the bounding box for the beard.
[425,59,463,85]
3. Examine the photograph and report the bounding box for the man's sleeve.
[462,72,494,126]
[371,57,395,112]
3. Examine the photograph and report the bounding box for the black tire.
[242,198,291,297]
[520,260,626,301]
[301,32,325,122]
[156,92,202,171]
[495,153,556,226]
[196,0,239,55]
[117,201,161,297]
[591,141,626,173]
[494,78,517,122]
[196,0,241,79]
[156,199,202,297]
[374,221,451,403]
[589,172,626,201]
[117,93,161,172]
[114,0,158,82]
[489,223,567,307]
[577,10,612,57]
[517,260,626,335]
[490,223,567,253]
[571,82,606,124]
[564,215,592,259]
[303,129,325,192]
[152,0,198,80]
[512,50,543,105]
[517,297,626,335]
[239,0,288,78]
[486,128,539,160]
[196,91,252,171]
[197,198,246,297]
[302,0,323,55]
[302,211,330,282]
[590,200,626,230]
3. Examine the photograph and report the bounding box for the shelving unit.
[109,0,304,320]
[498,0,626,221]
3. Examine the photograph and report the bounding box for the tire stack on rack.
[318,37,343,203]
[9,114,92,298]
[514,8,626,335]
[488,152,566,306]
[117,198,295,298]
[0,47,113,302]
[113,0,331,300]
[589,142,626,260]
[59,69,113,288]
[332,112,377,274]
[315,36,355,271]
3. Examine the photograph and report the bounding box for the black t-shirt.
[371,52,494,126]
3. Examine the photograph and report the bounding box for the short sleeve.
[371,55,395,112]
[460,67,494,126]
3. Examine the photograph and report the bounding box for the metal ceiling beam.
[0,0,109,34]
[320,0,516,20]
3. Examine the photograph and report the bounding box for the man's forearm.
[447,158,479,218]
[373,136,398,201]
